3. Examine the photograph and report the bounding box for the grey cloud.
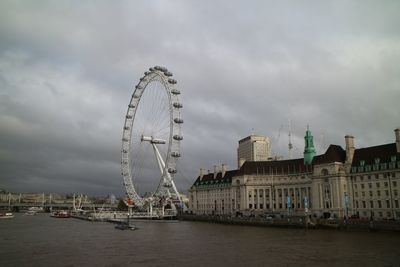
[0,0,399,196]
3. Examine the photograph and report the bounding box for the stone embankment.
[178,214,400,232]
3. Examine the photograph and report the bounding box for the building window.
[379,211,383,217]
[387,212,391,217]
[355,192,359,197]
[361,184,365,189]
[394,190,398,196]
[369,191,373,197]
[362,191,365,197]
[377,190,381,196]
[249,204,252,209]
[368,183,372,189]
[254,204,257,209]
[395,200,399,209]
[375,174,379,179]
[260,204,263,209]
[356,201,359,208]
[393,181,397,187]
[378,200,382,208]
[386,190,389,197]
[354,184,358,189]
[362,201,366,208]
[376,182,380,188]
[386,200,390,208]
[370,201,374,208]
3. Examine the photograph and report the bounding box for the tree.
[117,199,128,211]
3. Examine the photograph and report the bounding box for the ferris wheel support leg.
[151,144,166,178]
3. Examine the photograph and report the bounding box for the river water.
[1,213,400,267]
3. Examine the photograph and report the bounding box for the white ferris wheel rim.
[120,66,182,206]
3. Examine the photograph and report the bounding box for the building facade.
[189,129,400,220]
[237,135,271,168]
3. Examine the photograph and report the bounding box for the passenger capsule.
[173,135,183,141]
[174,118,183,124]
[173,102,183,108]
[122,138,129,142]
[122,149,128,153]
[163,182,172,188]
[126,115,132,119]
[144,71,150,75]
[164,71,172,77]
[168,78,177,84]
[168,168,177,174]
[149,67,154,71]
[124,126,130,130]
[171,152,181,157]
[128,104,135,108]
[154,66,163,71]
[171,89,181,95]
[136,85,143,90]
[133,94,140,98]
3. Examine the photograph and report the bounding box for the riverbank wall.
[178,214,400,232]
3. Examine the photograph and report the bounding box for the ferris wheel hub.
[141,135,167,144]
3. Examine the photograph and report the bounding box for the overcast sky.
[1,1,399,196]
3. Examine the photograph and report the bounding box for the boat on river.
[114,215,137,230]
[115,223,137,230]
[0,212,14,219]
[50,210,70,218]
[25,210,37,216]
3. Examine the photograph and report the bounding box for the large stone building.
[189,128,400,220]
[237,134,270,168]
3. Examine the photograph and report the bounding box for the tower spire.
[304,126,316,165]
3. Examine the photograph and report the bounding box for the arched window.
[321,169,329,176]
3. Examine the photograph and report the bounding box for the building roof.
[313,145,346,165]
[236,144,345,176]
[192,170,238,187]
[351,143,399,166]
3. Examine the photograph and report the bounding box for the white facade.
[189,129,400,220]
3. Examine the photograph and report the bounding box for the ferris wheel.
[121,66,183,207]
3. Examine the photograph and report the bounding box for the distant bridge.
[0,202,118,211]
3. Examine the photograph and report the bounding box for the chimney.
[345,135,355,164]
[395,128,400,153]
[239,158,246,168]
[221,164,227,177]
[199,168,204,180]
[213,165,218,178]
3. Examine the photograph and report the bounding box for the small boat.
[0,212,14,219]
[50,210,70,218]
[28,207,44,213]
[115,222,137,230]
[25,210,37,216]
[114,215,137,230]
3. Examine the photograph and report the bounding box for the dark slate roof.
[313,145,346,165]
[192,170,238,187]
[351,143,399,166]
[237,144,346,176]
[237,158,311,175]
